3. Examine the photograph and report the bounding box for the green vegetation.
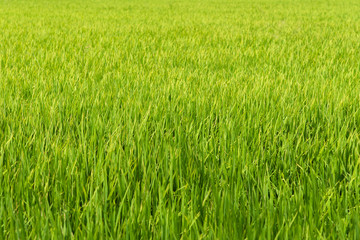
[1,0,360,238]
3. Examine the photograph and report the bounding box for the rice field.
[1,0,360,238]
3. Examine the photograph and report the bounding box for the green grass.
[1,0,360,238]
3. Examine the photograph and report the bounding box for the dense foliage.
[1,0,360,238]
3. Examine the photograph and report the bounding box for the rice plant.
[1,0,360,238]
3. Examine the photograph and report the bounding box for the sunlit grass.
[1,0,360,238]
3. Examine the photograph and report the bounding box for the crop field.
[1,0,360,238]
